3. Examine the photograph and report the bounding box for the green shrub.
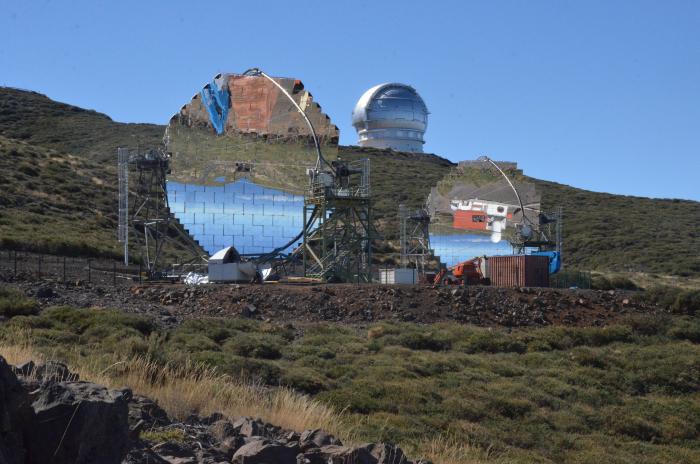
[222,334,282,360]
[592,275,639,291]
[607,413,661,442]
[621,314,670,336]
[571,347,608,369]
[140,429,185,443]
[458,331,526,354]
[282,367,328,394]
[672,289,700,315]
[668,319,700,343]
[529,325,632,351]
[486,396,533,419]
[644,286,700,315]
[318,381,388,414]
[397,332,451,352]
[189,352,281,384]
[170,333,220,353]
[0,288,38,317]
[442,396,486,421]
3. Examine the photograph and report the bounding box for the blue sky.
[1,0,698,200]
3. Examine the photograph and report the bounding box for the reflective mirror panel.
[427,161,541,266]
[164,72,339,256]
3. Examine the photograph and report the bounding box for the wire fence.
[0,248,591,289]
[0,249,143,286]
[550,269,592,289]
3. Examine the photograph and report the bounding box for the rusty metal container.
[486,255,550,287]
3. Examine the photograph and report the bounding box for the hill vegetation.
[0,87,698,277]
[2,300,699,463]
[535,178,699,276]
[0,135,121,257]
[0,87,162,161]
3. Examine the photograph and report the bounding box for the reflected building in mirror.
[164,72,339,256]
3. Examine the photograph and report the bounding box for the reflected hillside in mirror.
[165,73,339,194]
[163,72,339,256]
[427,161,542,266]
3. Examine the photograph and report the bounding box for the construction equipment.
[433,257,488,286]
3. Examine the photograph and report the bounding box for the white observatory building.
[351,83,428,153]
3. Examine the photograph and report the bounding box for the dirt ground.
[2,270,663,328]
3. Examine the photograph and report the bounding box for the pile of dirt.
[131,282,658,327]
[2,271,663,328]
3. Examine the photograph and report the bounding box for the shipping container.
[379,268,419,284]
[486,255,550,287]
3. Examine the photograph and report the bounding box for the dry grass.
[411,436,492,464]
[90,357,343,434]
[624,272,700,290]
[0,336,491,464]
[0,339,341,435]
[0,341,41,366]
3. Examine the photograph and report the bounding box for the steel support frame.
[399,204,431,274]
[303,196,372,282]
[122,148,206,278]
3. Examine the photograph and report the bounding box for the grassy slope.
[0,135,122,257]
[0,87,162,161]
[339,146,454,238]
[0,88,163,258]
[3,301,699,464]
[340,146,699,276]
[535,178,700,276]
[1,87,698,276]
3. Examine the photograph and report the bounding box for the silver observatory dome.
[352,83,429,153]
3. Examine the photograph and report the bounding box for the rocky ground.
[1,271,662,328]
[1,356,417,464]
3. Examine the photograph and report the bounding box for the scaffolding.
[117,148,129,264]
[399,204,432,274]
[302,158,373,282]
[117,147,206,278]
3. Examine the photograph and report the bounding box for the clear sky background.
[1,0,698,200]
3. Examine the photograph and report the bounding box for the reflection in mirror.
[164,72,339,256]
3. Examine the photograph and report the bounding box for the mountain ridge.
[1,87,698,276]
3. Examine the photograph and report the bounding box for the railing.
[550,269,592,289]
[0,250,143,286]
[307,159,370,201]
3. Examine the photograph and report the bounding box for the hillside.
[536,178,700,276]
[338,145,455,237]
[0,87,698,276]
[1,282,699,463]
[0,87,162,161]
[0,135,121,257]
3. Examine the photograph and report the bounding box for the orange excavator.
[433,257,489,286]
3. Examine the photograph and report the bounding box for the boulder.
[232,439,298,464]
[0,357,31,464]
[36,286,55,299]
[208,419,238,441]
[26,380,130,464]
[318,445,377,464]
[127,394,170,428]
[151,442,197,464]
[232,416,263,437]
[300,428,342,447]
[122,448,170,464]
[13,360,77,384]
[216,436,245,460]
[366,443,411,464]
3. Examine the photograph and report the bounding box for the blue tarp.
[200,79,230,135]
[530,251,561,274]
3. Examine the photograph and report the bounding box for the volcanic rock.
[231,439,298,464]
[26,380,130,464]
